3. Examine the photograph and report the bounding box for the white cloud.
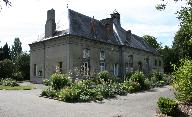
[0,0,184,51]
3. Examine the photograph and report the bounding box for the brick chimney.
[45,9,56,38]
[110,10,120,26]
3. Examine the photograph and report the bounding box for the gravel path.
[0,85,175,117]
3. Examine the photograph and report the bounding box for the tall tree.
[2,43,11,60]
[11,38,22,61]
[143,35,162,51]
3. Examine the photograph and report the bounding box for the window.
[113,63,119,76]
[159,60,161,67]
[100,51,105,61]
[33,64,37,76]
[83,49,90,58]
[58,62,62,72]
[83,62,89,76]
[125,62,128,72]
[128,55,133,67]
[155,59,157,66]
[100,62,105,71]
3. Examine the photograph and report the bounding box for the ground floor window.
[83,62,89,76]
[100,62,105,72]
[113,63,119,76]
[33,64,37,76]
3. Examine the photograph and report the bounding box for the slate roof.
[33,9,158,55]
[68,9,158,54]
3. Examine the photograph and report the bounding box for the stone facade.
[29,9,163,83]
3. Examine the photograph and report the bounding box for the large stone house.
[29,9,163,83]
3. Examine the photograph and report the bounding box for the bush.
[124,72,134,81]
[157,97,178,116]
[173,59,192,103]
[123,81,141,93]
[43,79,51,86]
[0,78,19,87]
[0,59,15,79]
[129,71,145,89]
[58,87,79,102]
[50,73,72,90]
[41,87,57,98]
[97,71,115,83]
[13,72,24,81]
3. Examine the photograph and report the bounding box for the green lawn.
[0,85,33,90]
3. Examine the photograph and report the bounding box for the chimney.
[110,10,120,26]
[45,9,56,38]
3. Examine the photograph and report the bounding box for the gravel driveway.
[0,85,174,117]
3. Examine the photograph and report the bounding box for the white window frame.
[83,62,89,76]
[83,49,90,58]
[113,64,119,76]
[100,62,105,72]
[100,51,105,61]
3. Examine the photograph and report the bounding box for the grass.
[0,85,33,90]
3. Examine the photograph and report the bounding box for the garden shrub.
[0,59,15,79]
[123,81,141,93]
[43,79,51,86]
[173,59,192,103]
[97,71,115,83]
[50,73,72,90]
[0,78,19,87]
[157,97,178,116]
[58,87,79,102]
[41,87,57,98]
[124,72,134,81]
[129,71,145,89]
[13,71,24,81]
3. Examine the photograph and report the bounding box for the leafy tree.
[160,46,179,73]
[143,35,162,51]
[0,59,15,79]
[2,43,11,60]
[15,53,30,80]
[11,38,22,61]
[0,47,3,61]
[0,0,11,9]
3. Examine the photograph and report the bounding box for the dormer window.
[83,49,90,58]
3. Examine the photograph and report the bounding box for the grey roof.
[33,9,157,54]
[68,9,158,54]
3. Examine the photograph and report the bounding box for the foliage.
[43,79,51,86]
[173,59,192,103]
[157,97,178,116]
[14,53,30,80]
[129,71,145,89]
[123,80,141,93]
[13,71,24,81]
[11,38,22,61]
[41,87,57,98]
[97,71,115,83]
[0,43,11,61]
[143,35,162,51]
[41,71,171,103]
[0,78,19,87]
[124,72,134,81]
[50,73,72,90]
[160,46,179,73]
[0,59,15,79]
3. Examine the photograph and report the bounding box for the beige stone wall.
[30,36,70,83]
[30,35,164,83]
[68,36,120,77]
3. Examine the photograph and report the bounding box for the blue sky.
[0,0,184,52]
